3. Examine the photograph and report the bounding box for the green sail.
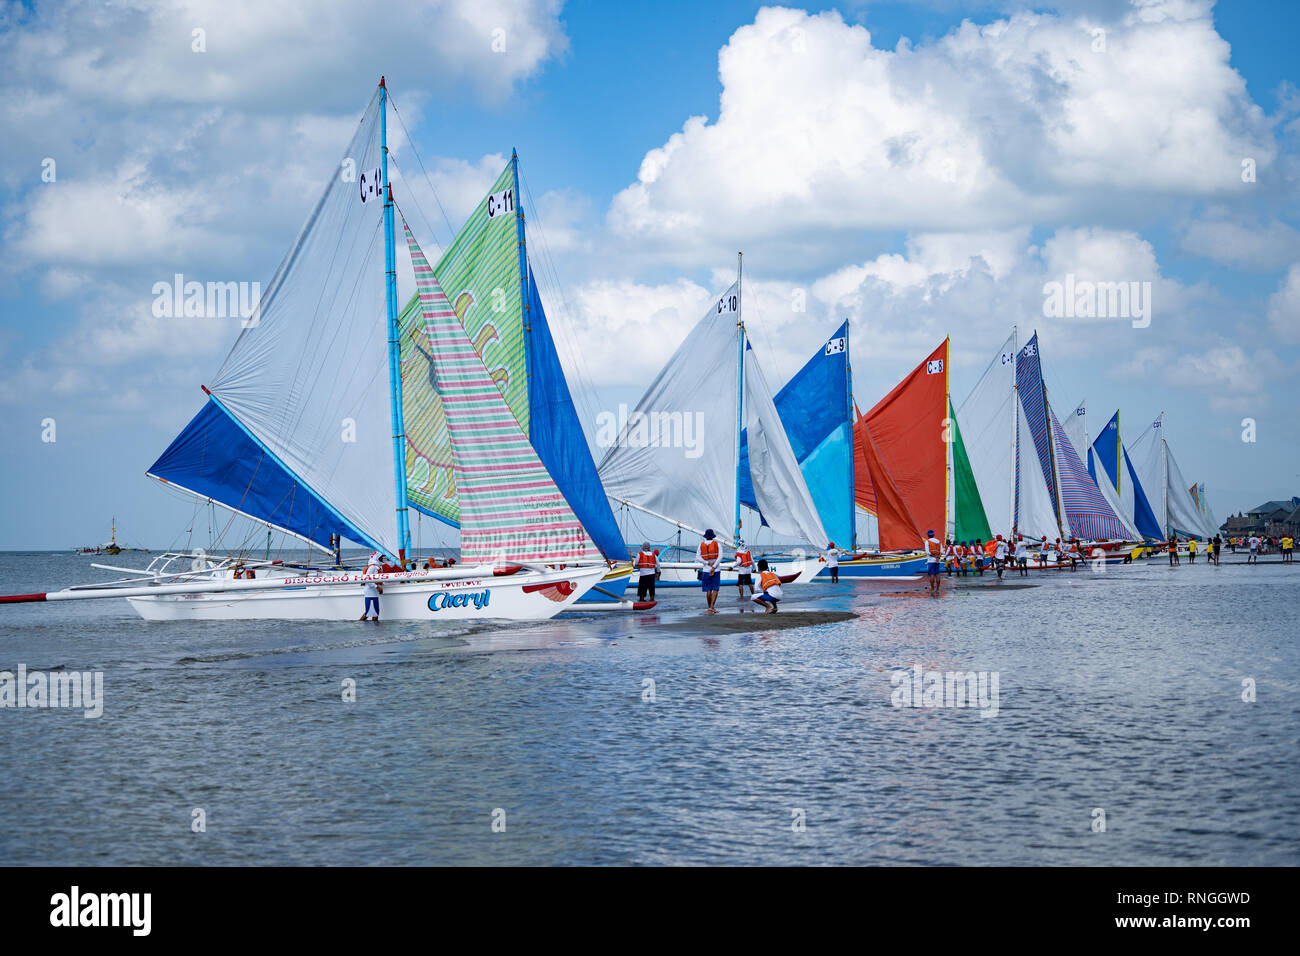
[399,161,526,524]
[951,398,993,542]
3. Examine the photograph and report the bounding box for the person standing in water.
[1188,537,1197,563]
[698,529,723,615]
[1168,534,1180,566]
[823,541,841,583]
[993,535,1008,580]
[925,530,943,594]
[733,539,755,598]
[751,559,783,613]
[635,542,660,601]
[1014,536,1029,576]
[360,551,383,622]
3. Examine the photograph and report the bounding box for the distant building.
[1221,497,1300,536]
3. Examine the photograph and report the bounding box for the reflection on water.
[0,552,1296,865]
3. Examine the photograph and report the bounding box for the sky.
[0,0,1297,549]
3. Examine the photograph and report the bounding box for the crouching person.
[751,559,783,614]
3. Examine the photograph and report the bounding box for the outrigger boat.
[4,79,616,621]
[596,255,832,582]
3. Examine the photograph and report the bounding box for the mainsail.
[955,333,1017,536]
[739,321,854,547]
[950,397,993,542]
[854,417,924,549]
[1090,411,1162,539]
[854,340,949,539]
[596,281,827,546]
[149,89,401,555]
[1062,401,1141,541]
[1131,414,1210,539]
[1048,405,1130,540]
[398,155,626,560]
[404,222,601,563]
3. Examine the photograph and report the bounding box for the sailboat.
[952,330,1134,566]
[1130,414,1213,540]
[762,324,925,578]
[75,517,146,555]
[393,151,635,604]
[3,79,609,620]
[1088,410,1163,542]
[595,257,829,586]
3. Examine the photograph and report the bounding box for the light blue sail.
[739,321,853,547]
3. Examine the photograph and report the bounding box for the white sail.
[597,284,740,538]
[1131,416,1209,539]
[206,90,401,556]
[1016,393,1062,540]
[743,343,829,545]
[955,333,1016,535]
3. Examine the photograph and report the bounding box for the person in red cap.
[993,535,1008,579]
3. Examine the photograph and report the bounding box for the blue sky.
[1,0,1297,549]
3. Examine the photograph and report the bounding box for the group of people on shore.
[1222,534,1294,562]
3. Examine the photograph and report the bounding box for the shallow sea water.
[0,550,1295,865]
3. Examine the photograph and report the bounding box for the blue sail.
[1123,445,1163,539]
[1091,411,1122,491]
[739,321,853,546]
[148,397,378,551]
[1091,410,1161,540]
[526,266,628,561]
[1014,333,1059,516]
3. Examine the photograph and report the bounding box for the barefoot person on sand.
[751,559,783,613]
[698,529,723,615]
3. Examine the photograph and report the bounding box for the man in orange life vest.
[635,541,660,601]
[926,530,943,594]
[698,529,723,614]
[751,559,784,613]
[732,538,754,598]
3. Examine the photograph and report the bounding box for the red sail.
[854,418,923,550]
[854,339,949,540]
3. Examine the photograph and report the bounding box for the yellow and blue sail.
[1092,411,1162,540]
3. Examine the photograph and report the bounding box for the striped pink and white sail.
[403,221,603,565]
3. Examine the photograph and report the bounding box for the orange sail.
[854,417,924,550]
[853,339,949,539]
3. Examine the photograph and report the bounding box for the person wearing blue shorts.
[751,559,784,613]
[698,528,723,615]
[925,529,943,594]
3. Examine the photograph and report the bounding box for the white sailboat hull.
[125,565,608,622]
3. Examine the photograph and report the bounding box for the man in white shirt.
[1014,536,1029,576]
[1248,535,1260,564]
[993,534,1008,580]
[360,551,383,621]
[823,541,841,583]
